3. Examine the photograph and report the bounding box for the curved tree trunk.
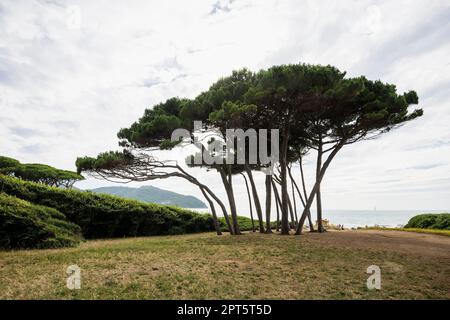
[245,165,265,233]
[265,174,272,233]
[295,141,344,235]
[176,165,235,235]
[289,164,315,231]
[280,129,290,235]
[299,157,308,201]
[202,185,234,235]
[287,192,296,229]
[299,158,315,231]
[199,186,222,235]
[272,178,281,232]
[240,173,255,232]
[86,155,234,235]
[219,166,241,235]
[290,178,299,224]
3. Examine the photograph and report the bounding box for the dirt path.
[304,229,450,258]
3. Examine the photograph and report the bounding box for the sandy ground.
[306,229,450,258]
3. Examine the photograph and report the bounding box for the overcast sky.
[1,0,449,214]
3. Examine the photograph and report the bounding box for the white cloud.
[0,0,449,215]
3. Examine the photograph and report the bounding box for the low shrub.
[218,216,256,232]
[405,213,450,230]
[0,193,82,249]
[0,174,215,239]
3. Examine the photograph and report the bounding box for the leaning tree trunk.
[202,185,234,235]
[265,174,272,233]
[245,165,265,233]
[272,178,281,232]
[240,173,255,232]
[316,136,324,233]
[280,129,290,235]
[275,196,280,232]
[298,157,315,231]
[219,166,241,235]
[199,186,222,235]
[176,165,235,235]
[287,192,296,229]
[288,164,315,231]
[296,141,344,235]
[290,178,299,224]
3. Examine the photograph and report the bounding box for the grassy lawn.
[0,231,449,299]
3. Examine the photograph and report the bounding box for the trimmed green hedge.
[405,213,450,230]
[0,193,82,249]
[0,174,215,239]
[218,216,255,232]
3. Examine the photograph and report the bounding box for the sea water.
[316,210,444,228]
[188,208,446,228]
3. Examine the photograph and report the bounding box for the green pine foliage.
[0,156,21,174]
[0,155,83,188]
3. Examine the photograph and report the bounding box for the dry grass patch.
[0,231,449,299]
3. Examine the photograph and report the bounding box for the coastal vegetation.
[76,63,423,236]
[0,174,254,249]
[0,193,82,249]
[405,213,450,230]
[361,214,450,237]
[0,174,214,245]
[0,64,430,250]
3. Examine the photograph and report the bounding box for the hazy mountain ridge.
[89,185,207,208]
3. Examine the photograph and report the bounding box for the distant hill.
[89,185,207,208]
